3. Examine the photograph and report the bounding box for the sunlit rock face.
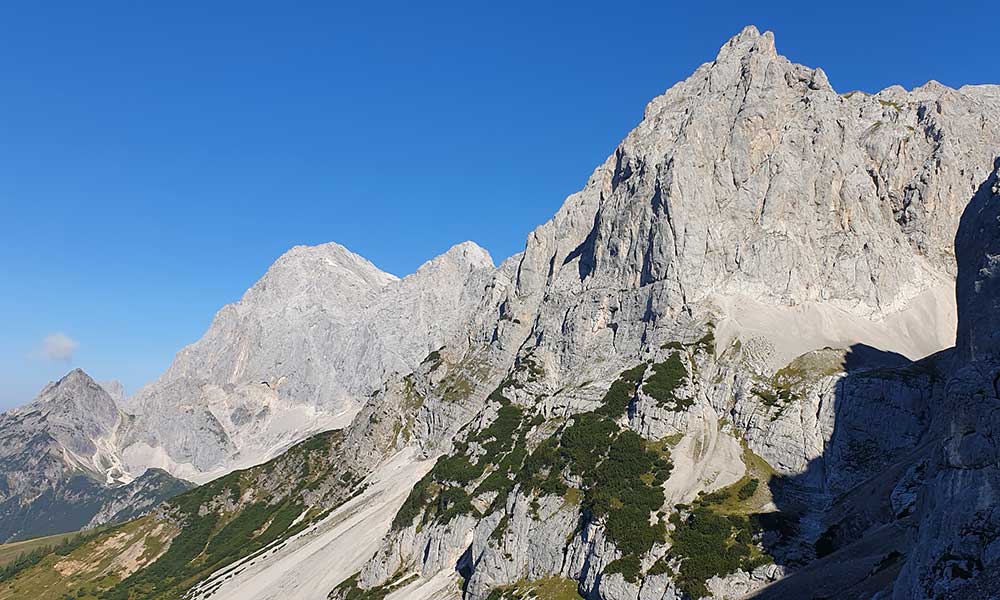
[121,240,497,482]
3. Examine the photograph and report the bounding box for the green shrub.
[392,472,434,530]
[643,354,691,411]
[668,507,757,599]
[596,364,647,418]
[432,454,486,485]
[604,555,642,583]
[737,478,759,501]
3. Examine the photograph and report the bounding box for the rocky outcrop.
[886,162,1000,598]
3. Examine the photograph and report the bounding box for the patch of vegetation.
[878,98,903,112]
[595,363,647,419]
[330,571,419,600]
[439,373,474,403]
[604,554,642,583]
[93,430,347,599]
[422,348,444,369]
[515,366,674,581]
[433,453,487,485]
[485,576,583,600]
[737,479,759,501]
[663,439,777,597]
[753,348,846,419]
[667,507,764,599]
[517,352,545,382]
[659,325,714,358]
[692,327,716,357]
[0,529,105,583]
[392,472,434,530]
[643,354,691,411]
[647,557,673,577]
[394,395,537,530]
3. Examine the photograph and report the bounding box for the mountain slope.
[0,370,192,542]
[120,240,496,483]
[4,25,999,600]
[346,26,1000,600]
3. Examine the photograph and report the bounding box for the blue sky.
[1,1,995,408]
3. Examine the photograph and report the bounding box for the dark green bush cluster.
[752,386,796,409]
[472,404,524,456]
[667,507,761,599]
[596,363,647,418]
[392,472,434,530]
[393,399,537,530]
[736,478,759,501]
[604,554,642,583]
[646,557,673,576]
[391,461,480,531]
[591,432,670,558]
[515,367,674,581]
[517,437,568,497]
[433,452,487,485]
[643,354,691,412]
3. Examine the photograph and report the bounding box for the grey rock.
[120,241,496,481]
[0,370,191,542]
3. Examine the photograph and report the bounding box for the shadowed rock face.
[886,159,1000,599]
[956,159,1000,362]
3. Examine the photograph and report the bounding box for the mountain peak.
[714,25,776,62]
[425,241,495,269]
[44,368,102,397]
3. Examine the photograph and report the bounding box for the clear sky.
[1,0,995,409]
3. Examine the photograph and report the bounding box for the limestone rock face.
[120,241,496,481]
[348,26,1000,600]
[496,25,1000,384]
[0,370,191,542]
[890,161,1000,599]
[1,369,127,484]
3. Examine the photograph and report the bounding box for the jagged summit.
[118,238,501,482]
[714,24,777,61]
[500,25,1000,375]
[16,368,119,431]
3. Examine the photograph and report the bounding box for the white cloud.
[42,333,79,362]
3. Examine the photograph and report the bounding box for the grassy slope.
[0,530,86,567]
[0,429,355,600]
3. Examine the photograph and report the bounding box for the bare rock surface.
[120,240,495,482]
[0,370,191,541]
